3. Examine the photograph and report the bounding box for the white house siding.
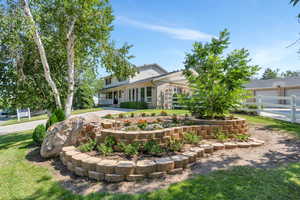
[286,89,300,105]
[255,90,278,105]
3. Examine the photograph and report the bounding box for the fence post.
[291,95,296,123]
[17,108,20,121]
[257,95,262,115]
[28,108,31,119]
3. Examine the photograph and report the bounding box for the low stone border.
[97,118,248,146]
[60,138,264,183]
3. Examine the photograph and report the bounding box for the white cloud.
[250,41,300,71]
[116,16,214,41]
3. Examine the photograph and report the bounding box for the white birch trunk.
[64,19,76,117]
[23,0,62,108]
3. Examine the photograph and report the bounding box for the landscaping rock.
[224,142,237,149]
[115,161,135,175]
[200,144,214,153]
[75,167,87,176]
[135,160,156,174]
[64,150,81,162]
[126,174,145,181]
[212,143,225,150]
[182,151,197,163]
[155,157,174,172]
[171,155,189,168]
[41,114,104,158]
[82,157,101,171]
[190,147,204,157]
[88,171,104,181]
[168,168,183,175]
[105,174,124,182]
[148,171,166,179]
[96,160,117,174]
[67,161,75,172]
[237,142,251,148]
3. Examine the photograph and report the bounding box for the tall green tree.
[182,29,259,119]
[261,68,279,80]
[281,70,300,77]
[0,0,136,116]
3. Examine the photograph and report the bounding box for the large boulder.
[40,114,110,158]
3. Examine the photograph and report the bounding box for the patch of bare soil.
[26,124,300,195]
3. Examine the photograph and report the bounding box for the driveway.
[0,107,134,135]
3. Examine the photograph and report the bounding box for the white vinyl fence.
[172,95,300,123]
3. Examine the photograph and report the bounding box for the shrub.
[160,110,168,116]
[97,144,113,156]
[172,114,178,123]
[78,139,96,152]
[104,136,116,147]
[141,112,147,117]
[214,130,229,142]
[118,113,124,118]
[118,142,140,156]
[53,108,66,122]
[103,114,113,119]
[137,119,148,130]
[120,101,148,109]
[123,120,131,126]
[184,132,201,144]
[144,140,164,154]
[45,114,58,130]
[167,139,183,152]
[130,113,135,118]
[182,29,259,119]
[234,134,250,142]
[151,113,156,117]
[32,124,46,145]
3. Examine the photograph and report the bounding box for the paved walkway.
[0,107,134,135]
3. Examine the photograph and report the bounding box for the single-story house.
[245,77,300,105]
[98,64,189,108]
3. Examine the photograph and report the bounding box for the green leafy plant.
[144,140,164,155]
[78,139,96,152]
[160,110,168,116]
[53,108,66,122]
[151,112,156,117]
[184,132,201,144]
[103,114,113,119]
[32,124,46,145]
[123,120,131,126]
[137,119,148,130]
[234,134,250,142]
[97,144,113,156]
[118,113,124,118]
[118,142,140,156]
[141,112,147,117]
[167,139,183,152]
[182,29,260,119]
[172,114,178,123]
[130,113,135,118]
[45,114,58,130]
[104,136,116,147]
[120,101,148,109]
[214,130,229,142]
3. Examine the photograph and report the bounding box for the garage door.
[286,89,300,106]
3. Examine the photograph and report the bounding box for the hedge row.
[120,101,148,109]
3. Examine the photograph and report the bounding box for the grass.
[0,113,300,199]
[236,114,300,138]
[0,107,104,126]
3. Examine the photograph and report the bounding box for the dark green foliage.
[120,101,148,109]
[144,140,164,154]
[118,113,124,118]
[141,112,147,117]
[182,29,259,119]
[137,120,148,130]
[97,144,113,156]
[184,132,201,144]
[103,114,113,119]
[167,139,183,152]
[235,134,250,141]
[45,109,65,129]
[214,130,229,142]
[78,139,96,152]
[151,113,156,117]
[172,114,178,123]
[118,142,140,156]
[130,113,135,118]
[261,68,279,80]
[73,83,95,109]
[32,124,46,145]
[46,114,58,130]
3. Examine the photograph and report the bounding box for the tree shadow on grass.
[0,132,32,150]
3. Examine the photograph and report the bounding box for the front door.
[113,91,118,104]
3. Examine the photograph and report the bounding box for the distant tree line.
[261,68,300,80]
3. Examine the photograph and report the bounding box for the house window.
[141,87,145,102]
[105,77,112,85]
[132,88,135,101]
[108,92,112,99]
[129,89,131,101]
[136,88,139,101]
[119,90,122,98]
[146,87,152,102]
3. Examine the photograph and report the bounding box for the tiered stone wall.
[60,138,264,183]
[97,118,248,146]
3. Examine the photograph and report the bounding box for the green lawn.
[0,107,104,126]
[1,113,300,199]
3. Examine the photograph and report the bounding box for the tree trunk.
[23,0,62,109]
[64,19,76,117]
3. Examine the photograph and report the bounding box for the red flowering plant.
[137,119,148,130]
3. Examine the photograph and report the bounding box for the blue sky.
[107,0,300,76]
